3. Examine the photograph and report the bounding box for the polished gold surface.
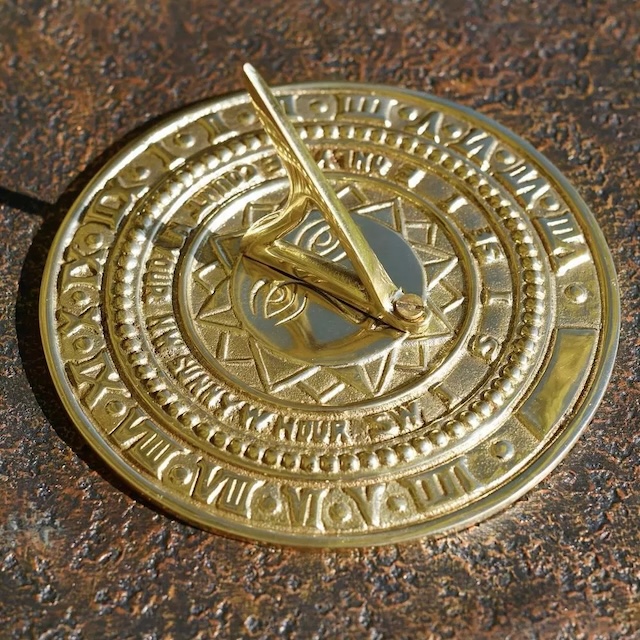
[40,71,619,546]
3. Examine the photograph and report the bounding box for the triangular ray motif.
[297,368,349,403]
[365,348,397,394]
[211,233,243,272]
[333,350,397,396]
[250,341,320,394]
[423,296,456,335]
[355,199,404,232]
[395,340,430,372]
[405,220,438,246]
[197,277,233,319]
[298,381,346,403]
[422,256,459,290]
[215,332,254,363]
[331,365,376,395]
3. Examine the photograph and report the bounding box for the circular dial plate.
[41,82,619,546]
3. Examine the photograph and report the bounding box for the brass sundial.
[40,65,619,546]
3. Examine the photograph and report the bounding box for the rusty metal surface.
[0,0,638,637]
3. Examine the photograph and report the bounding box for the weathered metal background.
[0,1,638,637]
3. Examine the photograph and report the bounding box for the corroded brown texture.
[0,0,638,638]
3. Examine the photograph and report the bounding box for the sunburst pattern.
[190,184,465,405]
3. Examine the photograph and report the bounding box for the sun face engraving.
[184,181,470,408]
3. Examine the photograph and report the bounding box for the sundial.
[40,64,619,546]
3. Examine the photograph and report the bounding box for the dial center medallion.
[40,65,619,546]
[180,177,471,409]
